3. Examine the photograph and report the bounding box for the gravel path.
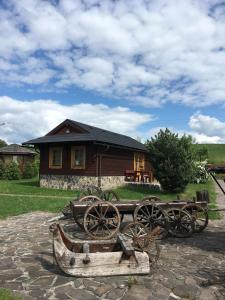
[0,209,225,300]
[0,180,225,300]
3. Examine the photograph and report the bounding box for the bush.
[5,161,21,180]
[0,160,6,179]
[192,160,209,184]
[23,162,38,179]
[146,129,195,192]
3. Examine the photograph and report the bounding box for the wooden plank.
[72,200,208,215]
[54,241,149,277]
[117,234,134,256]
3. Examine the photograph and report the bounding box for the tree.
[0,139,7,148]
[146,129,195,192]
[195,146,208,162]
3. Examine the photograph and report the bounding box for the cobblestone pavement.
[0,210,225,300]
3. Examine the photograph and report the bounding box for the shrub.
[146,129,195,192]
[0,160,6,179]
[192,160,209,184]
[5,161,21,180]
[23,162,38,179]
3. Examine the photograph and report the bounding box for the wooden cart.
[70,197,208,240]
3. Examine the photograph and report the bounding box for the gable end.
[46,119,89,136]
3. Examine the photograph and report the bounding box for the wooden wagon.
[70,196,208,240]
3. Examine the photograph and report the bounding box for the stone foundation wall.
[39,175,125,190]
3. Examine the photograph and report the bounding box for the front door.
[134,153,145,171]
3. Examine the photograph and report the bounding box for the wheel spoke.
[88,223,99,232]
[124,232,134,238]
[88,213,99,220]
[103,223,111,234]
[93,207,101,218]
[140,208,149,219]
[100,204,103,217]
[103,205,110,218]
[151,205,154,216]
[108,222,118,228]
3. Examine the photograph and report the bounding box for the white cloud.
[189,113,225,143]
[0,96,153,144]
[0,0,225,107]
[145,113,225,144]
[191,133,222,144]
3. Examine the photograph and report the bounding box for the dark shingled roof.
[0,144,36,155]
[23,119,147,152]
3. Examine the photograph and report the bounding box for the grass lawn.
[0,178,78,197]
[0,195,71,219]
[194,144,225,164]
[0,178,219,219]
[114,179,219,219]
[0,178,79,219]
[0,289,22,300]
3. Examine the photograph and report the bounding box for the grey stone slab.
[172,284,199,299]
[106,287,126,299]
[1,211,225,300]
[31,276,55,287]
[199,287,219,300]
[1,281,23,291]
[95,283,112,297]
[53,275,74,287]
[54,283,97,299]
[122,285,151,300]
[0,270,23,281]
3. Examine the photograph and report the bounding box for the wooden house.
[0,144,36,172]
[23,119,153,190]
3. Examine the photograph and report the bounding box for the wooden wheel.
[183,204,208,233]
[78,195,102,203]
[74,196,101,229]
[101,190,120,202]
[122,223,160,266]
[166,208,194,238]
[122,221,147,241]
[141,195,161,203]
[78,185,102,198]
[62,202,74,218]
[134,202,168,239]
[84,201,120,239]
[87,185,102,196]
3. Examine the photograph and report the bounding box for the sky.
[0,0,225,144]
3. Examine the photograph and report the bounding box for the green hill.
[194,144,225,164]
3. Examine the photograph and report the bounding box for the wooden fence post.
[196,190,210,203]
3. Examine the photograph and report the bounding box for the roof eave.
[23,138,147,152]
[0,152,35,155]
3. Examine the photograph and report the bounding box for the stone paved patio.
[0,209,225,300]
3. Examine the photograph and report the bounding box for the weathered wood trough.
[51,223,150,277]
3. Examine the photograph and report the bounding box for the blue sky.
[0,0,225,144]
